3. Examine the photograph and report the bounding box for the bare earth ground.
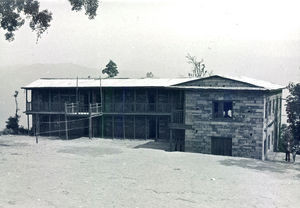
[0,136,299,208]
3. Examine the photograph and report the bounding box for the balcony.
[26,101,172,115]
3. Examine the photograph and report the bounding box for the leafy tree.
[5,90,20,134]
[186,53,212,78]
[102,60,118,78]
[278,124,292,152]
[286,82,300,144]
[5,115,20,134]
[0,0,99,42]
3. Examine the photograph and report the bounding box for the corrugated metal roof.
[217,75,284,90]
[23,78,198,88]
[22,75,284,90]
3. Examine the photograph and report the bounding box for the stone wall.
[263,91,282,160]
[184,89,266,159]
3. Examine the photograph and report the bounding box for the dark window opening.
[213,101,233,119]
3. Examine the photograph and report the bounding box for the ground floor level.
[28,114,267,159]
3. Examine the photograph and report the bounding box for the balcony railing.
[103,102,171,113]
[26,101,172,114]
[65,103,102,115]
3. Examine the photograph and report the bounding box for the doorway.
[211,137,232,156]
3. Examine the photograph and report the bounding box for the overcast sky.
[0,0,299,84]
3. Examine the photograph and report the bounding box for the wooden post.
[155,116,158,141]
[169,129,173,151]
[133,116,136,139]
[65,103,68,140]
[101,115,104,138]
[123,115,125,139]
[134,89,136,112]
[48,115,51,137]
[145,116,148,140]
[89,103,92,139]
[27,115,30,136]
[112,115,115,138]
[36,115,39,144]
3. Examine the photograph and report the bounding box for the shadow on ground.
[57,146,122,157]
[219,158,300,173]
[134,141,169,151]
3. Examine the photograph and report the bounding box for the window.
[268,135,270,150]
[272,131,274,145]
[213,101,233,119]
[268,101,271,116]
[272,99,275,114]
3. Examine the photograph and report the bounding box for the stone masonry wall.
[184,89,265,159]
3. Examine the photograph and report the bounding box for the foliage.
[146,72,154,78]
[68,0,99,19]
[5,115,20,134]
[0,0,52,41]
[278,124,292,152]
[102,60,119,78]
[0,0,99,42]
[286,82,300,144]
[186,53,212,78]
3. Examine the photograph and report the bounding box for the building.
[22,75,283,160]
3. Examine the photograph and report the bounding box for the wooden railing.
[26,101,172,114]
[103,102,171,113]
[65,103,102,115]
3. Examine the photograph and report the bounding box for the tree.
[186,53,212,78]
[286,82,300,144]
[146,72,154,78]
[278,124,292,152]
[5,90,20,134]
[102,60,118,78]
[0,0,99,42]
[13,90,19,117]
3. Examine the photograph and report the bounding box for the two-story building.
[22,75,283,160]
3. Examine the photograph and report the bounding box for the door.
[211,137,232,156]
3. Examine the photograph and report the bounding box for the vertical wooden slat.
[133,115,136,139]
[123,115,125,139]
[112,115,115,139]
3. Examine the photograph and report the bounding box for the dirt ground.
[0,135,299,208]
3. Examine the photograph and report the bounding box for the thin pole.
[89,103,92,139]
[65,103,68,140]
[36,115,39,144]
[27,115,30,136]
[76,76,79,104]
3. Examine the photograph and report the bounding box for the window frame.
[212,100,233,120]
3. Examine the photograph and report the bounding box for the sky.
[0,0,300,83]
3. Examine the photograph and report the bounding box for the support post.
[89,103,92,139]
[27,115,30,136]
[145,116,148,140]
[65,103,68,140]
[48,115,51,137]
[133,116,136,139]
[36,115,39,144]
[101,116,104,138]
[169,129,173,151]
[112,115,115,139]
[155,116,158,141]
[123,115,125,139]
